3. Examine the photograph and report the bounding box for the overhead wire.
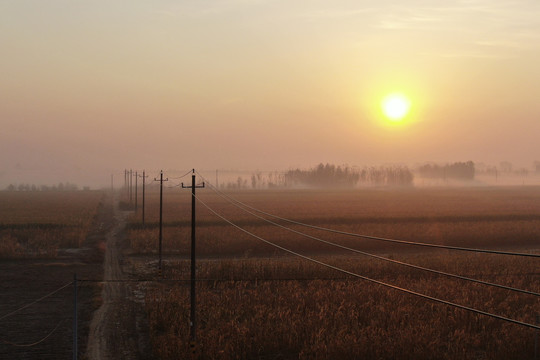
[166,181,184,188]
[196,171,540,259]
[126,170,187,181]
[193,194,540,330]
[0,318,67,347]
[76,278,359,283]
[0,282,72,322]
[201,183,540,297]
[168,169,194,180]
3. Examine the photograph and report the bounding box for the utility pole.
[216,169,219,189]
[129,169,133,204]
[135,171,138,212]
[139,171,148,225]
[154,171,168,272]
[182,169,205,350]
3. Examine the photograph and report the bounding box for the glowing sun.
[381,93,411,122]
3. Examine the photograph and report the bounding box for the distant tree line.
[4,182,81,191]
[223,171,285,190]
[282,163,414,188]
[475,161,533,178]
[358,166,414,186]
[219,164,415,190]
[284,164,360,188]
[417,161,475,180]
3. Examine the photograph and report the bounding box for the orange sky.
[1,1,540,187]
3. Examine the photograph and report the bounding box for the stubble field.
[0,191,105,258]
[124,186,540,359]
[0,190,107,359]
[1,187,538,359]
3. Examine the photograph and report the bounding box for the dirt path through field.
[86,199,148,360]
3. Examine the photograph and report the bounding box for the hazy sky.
[1,0,540,187]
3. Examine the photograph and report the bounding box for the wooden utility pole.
[135,171,138,211]
[129,169,133,204]
[182,169,205,349]
[139,171,148,225]
[154,171,168,271]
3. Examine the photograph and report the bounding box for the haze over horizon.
[2,1,540,188]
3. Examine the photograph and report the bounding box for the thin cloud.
[424,50,518,59]
[151,10,177,18]
[298,8,376,21]
[475,40,522,49]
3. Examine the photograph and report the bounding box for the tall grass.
[146,255,539,360]
[125,187,540,359]
[0,191,104,257]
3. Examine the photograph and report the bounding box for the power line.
[0,318,67,347]
[197,173,540,259]
[194,194,540,331]
[203,185,540,297]
[169,170,195,180]
[0,282,72,322]
[76,278,364,283]
[166,181,184,188]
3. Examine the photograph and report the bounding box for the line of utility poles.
[123,167,207,354]
[123,169,149,213]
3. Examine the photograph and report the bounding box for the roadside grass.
[0,191,104,258]
[125,187,540,359]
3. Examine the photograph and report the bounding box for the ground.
[86,197,152,360]
[0,195,152,360]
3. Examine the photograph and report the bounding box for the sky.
[1,0,540,187]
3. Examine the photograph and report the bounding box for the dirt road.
[86,200,150,360]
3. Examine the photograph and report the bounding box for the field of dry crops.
[0,191,105,257]
[0,190,108,359]
[124,186,540,359]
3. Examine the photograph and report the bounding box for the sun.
[381,93,411,122]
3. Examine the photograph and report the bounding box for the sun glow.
[381,93,411,122]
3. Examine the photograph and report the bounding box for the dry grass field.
[126,186,540,256]
[0,191,105,257]
[0,190,108,359]
[124,186,540,359]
